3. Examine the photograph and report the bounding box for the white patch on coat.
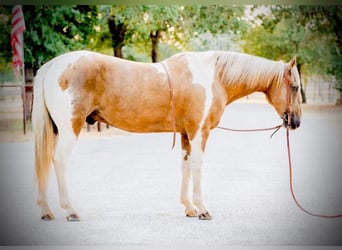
[186,52,215,129]
[44,51,94,136]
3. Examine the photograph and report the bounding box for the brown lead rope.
[217,124,342,219]
[285,126,342,218]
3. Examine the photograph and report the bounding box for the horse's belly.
[103,108,176,133]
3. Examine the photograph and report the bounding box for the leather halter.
[161,62,177,149]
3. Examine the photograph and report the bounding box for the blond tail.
[32,64,56,195]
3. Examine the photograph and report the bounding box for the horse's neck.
[216,53,282,105]
[225,79,269,104]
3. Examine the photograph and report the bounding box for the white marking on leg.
[53,130,78,218]
[180,150,197,216]
[185,52,216,216]
[180,150,191,205]
[37,191,54,220]
[189,133,207,214]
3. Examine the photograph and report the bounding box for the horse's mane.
[214,51,285,90]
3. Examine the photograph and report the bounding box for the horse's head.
[266,56,302,130]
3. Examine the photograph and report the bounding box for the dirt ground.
[0,92,342,246]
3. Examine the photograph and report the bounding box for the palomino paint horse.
[32,50,302,221]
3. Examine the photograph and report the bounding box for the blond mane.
[214,51,285,90]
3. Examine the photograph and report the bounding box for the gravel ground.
[0,101,341,246]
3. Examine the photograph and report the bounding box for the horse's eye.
[291,86,299,92]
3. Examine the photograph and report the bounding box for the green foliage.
[108,5,188,56]
[241,5,342,93]
[0,6,12,64]
[103,5,248,60]
[0,6,18,82]
[1,5,249,68]
[183,5,248,36]
[22,5,98,71]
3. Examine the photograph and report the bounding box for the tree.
[0,6,12,63]
[241,5,342,103]
[107,5,185,62]
[137,5,185,62]
[23,5,98,74]
[0,6,13,82]
[182,5,249,52]
[107,15,126,58]
[183,5,248,36]
[105,5,248,62]
[297,6,342,101]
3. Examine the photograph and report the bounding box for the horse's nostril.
[291,122,299,129]
[291,114,301,129]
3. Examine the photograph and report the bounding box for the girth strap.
[161,62,176,149]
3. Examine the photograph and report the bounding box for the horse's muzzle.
[290,113,301,129]
[282,112,301,129]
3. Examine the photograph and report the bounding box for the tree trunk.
[150,30,160,63]
[325,6,342,104]
[297,63,307,103]
[330,6,342,55]
[114,47,123,58]
[331,7,342,105]
[108,16,126,58]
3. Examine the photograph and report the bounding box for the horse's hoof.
[66,213,80,221]
[185,208,198,217]
[198,211,212,220]
[41,213,54,221]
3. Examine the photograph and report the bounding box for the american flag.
[11,5,26,69]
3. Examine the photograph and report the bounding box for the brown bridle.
[282,64,292,128]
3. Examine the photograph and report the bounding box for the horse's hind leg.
[53,129,79,221]
[37,186,55,221]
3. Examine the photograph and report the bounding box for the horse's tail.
[32,63,56,193]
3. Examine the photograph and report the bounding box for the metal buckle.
[282,112,290,127]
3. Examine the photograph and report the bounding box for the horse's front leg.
[189,133,212,220]
[180,134,198,217]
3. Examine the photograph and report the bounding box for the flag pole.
[21,30,26,134]
[21,63,26,134]
[11,5,26,134]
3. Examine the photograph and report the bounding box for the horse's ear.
[288,56,297,69]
